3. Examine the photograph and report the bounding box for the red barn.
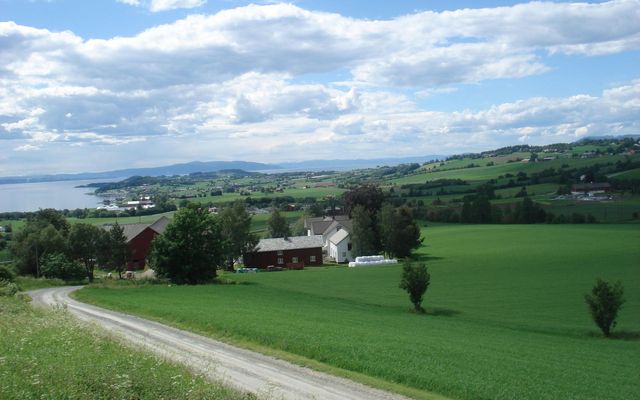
[244,235,323,269]
[104,216,170,270]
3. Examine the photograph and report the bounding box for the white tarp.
[348,256,398,268]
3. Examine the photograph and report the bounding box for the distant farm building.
[571,183,612,195]
[103,216,170,269]
[244,235,323,269]
[305,215,353,263]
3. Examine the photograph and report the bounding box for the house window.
[310,255,316,262]
[342,252,347,258]
[292,257,299,263]
[277,257,284,264]
[277,250,283,255]
[347,242,352,251]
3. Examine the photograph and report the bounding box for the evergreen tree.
[220,200,257,270]
[351,205,378,257]
[266,209,291,238]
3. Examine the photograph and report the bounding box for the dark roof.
[305,215,351,235]
[103,216,170,243]
[254,235,323,253]
[571,183,612,191]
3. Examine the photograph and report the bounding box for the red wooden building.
[245,235,323,269]
[104,216,170,270]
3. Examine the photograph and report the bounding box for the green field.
[75,224,640,400]
[0,296,246,400]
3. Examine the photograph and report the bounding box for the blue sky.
[1,0,639,175]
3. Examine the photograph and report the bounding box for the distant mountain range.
[0,156,444,185]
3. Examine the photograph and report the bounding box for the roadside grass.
[0,296,250,400]
[76,224,640,400]
[14,276,69,291]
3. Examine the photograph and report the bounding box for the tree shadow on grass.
[587,330,640,341]
[423,307,461,317]
[410,254,444,263]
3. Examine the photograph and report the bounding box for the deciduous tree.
[220,200,257,270]
[351,205,378,257]
[266,209,291,238]
[400,262,431,313]
[585,279,625,337]
[68,223,105,282]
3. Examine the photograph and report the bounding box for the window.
[292,257,298,263]
[277,250,283,255]
[310,255,316,262]
[347,242,352,251]
[342,252,347,258]
[277,257,284,264]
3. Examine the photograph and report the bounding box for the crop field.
[0,296,245,400]
[76,224,639,400]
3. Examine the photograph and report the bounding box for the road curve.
[29,286,409,400]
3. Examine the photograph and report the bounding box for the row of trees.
[10,209,129,282]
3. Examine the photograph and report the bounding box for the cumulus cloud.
[0,2,639,174]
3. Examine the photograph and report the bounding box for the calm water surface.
[0,179,119,212]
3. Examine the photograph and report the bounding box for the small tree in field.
[399,262,430,313]
[585,279,625,337]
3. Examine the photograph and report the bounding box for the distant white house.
[328,229,352,263]
[305,215,353,263]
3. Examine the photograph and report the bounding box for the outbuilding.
[244,235,323,269]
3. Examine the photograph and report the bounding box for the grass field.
[0,296,247,400]
[75,224,640,400]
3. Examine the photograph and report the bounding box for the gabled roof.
[324,219,352,235]
[328,229,350,245]
[305,215,351,235]
[254,235,323,253]
[103,216,170,243]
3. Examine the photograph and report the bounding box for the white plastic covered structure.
[348,255,398,268]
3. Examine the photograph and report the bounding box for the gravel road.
[29,286,410,400]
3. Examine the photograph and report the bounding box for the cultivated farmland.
[75,224,640,400]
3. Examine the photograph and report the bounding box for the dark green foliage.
[379,205,423,258]
[11,224,67,276]
[351,205,379,257]
[585,279,625,337]
[512,197,547,223]
[68,223,105,282]
[0,265,15,282]
[150,206,224,284]
[266,209,291,238]
[28,208,70,235]
[399,262,431,312]
[40,252,86,282]
[99,223,130,278]
[343,184,386,215]
[220,200,257,270]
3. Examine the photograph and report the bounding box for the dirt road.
[29,286,410,400]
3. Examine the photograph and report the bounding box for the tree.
[399,262,431,313]
[11,224,67,277]
[40,252,85,282]
[150,206,224,284]
[351,205,378,257]
[99,223,130,278]
[28,208,70,236]
[343,184,385,216]
[68,223,104,282]
[379,205,423,258]
[585,279,625,337]
[219,200,257,270]
[266,209,291,238]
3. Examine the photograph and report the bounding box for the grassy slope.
[76,224,640,400]
[0,296,248,400]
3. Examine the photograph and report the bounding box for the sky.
[1,0,639,176]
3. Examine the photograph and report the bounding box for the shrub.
[40,253,86,282]
[399,262,431,313]
[0,280,19,297]
[0,265,15,282]
[585,279,625,337]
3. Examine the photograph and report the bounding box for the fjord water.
[0,179,109,212]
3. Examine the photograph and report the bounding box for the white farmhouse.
[328,229,352,263]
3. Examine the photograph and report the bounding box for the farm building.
[103,216,170,270]
[305,215,353,262]
[244,235,323,269]
[571,182,612,195]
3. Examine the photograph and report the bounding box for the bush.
[585,279,625,337]
[40,253,86,282]
[0,265,15,282]
[399,262,431,313]
[0,280,19,297]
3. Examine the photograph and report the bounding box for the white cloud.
[116,0,206,12]
[14,144,40,152]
